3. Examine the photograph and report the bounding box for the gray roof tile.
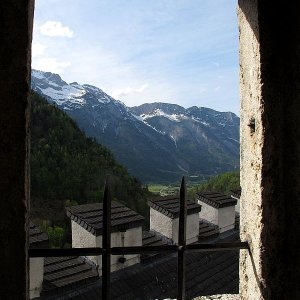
[197,192,237,208]
[29,221,49,248]
[66,201,144,236]
[148,196,201,218]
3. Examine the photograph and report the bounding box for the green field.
[148,184,179,196]
[147,180,207,197]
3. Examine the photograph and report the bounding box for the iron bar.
[111,245,177,254]
[102,177,111,300]
[29,247,104,257]
[177,176,187,300]
[29,242,248,257]
[186,241,249,252]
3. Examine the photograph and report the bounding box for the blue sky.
[32,0,239,114]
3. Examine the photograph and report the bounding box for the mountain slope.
[31,70,240,183]
[30,91,149,222]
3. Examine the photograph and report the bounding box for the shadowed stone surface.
[239,0,300,299]
[0,1,34,299]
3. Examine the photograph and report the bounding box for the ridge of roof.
[230,188,241,199]
[66,201,144,236]
[148,196,201,219]
[197,192,237,208]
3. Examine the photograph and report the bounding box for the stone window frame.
[7,0,300,299]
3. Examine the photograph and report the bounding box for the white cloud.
[39,21,74,38]
[32,42,46,58]
[214,86,221,92]
[112,84,148,99]
[32,58,71,73]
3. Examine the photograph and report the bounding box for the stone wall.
[238,0,300,298]
[0,1,35,299]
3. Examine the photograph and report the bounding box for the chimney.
[29,222,49,299]
[66,201,144,274]
[197,192,237,233]
[148,196,201,244]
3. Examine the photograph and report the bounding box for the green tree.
[188,171,240,198]
[30,91,151,226]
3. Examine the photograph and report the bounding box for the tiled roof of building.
[230,189,241,199]
[198,219,219,241]
[66,202,144,236]
[41,256,99,298]
[197,192,237,208]
[141,230,171,262]
[148,196,201,219]
[29,221,49,248]
[39,233,240,300]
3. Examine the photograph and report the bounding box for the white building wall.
[71,220,98,264]
[150,208,199,244]
[218,206,235,233]
[198,200,235,233]
[29,257,44,299]
[198,200,219,225]
[172,213,199,244]
[150,208,173,239]
[71,220,141,275]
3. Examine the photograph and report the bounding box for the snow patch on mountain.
[32,70,115,107]
[170,135,177,148]
[140,109,188,122]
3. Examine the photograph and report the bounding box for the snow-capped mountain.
[31,70,240,183]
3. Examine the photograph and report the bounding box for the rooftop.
[66,201,144,236]
[41,256,99,297]
[148,196,202,219]
[29,221,49,249]
[197,192,237,209]
[198,219,219,241]
[230,189,241,200]
[38,232,240,300]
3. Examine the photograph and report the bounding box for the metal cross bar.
[177,176,187,300]
[102,177,111,300]
[186,241,249,252]
[29,242,248,257]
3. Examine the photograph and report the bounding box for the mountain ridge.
[31,69,240,183]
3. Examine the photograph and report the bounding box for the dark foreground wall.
[0,1,34,299]
[239,0,300,299]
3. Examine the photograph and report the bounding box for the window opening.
[30,1,244,299]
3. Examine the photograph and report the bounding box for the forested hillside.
[188,172,240,198]
[30,92,150,225]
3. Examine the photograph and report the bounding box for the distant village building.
[30,191,241,299]
[148,196,201,244]
[197,192,237,233]
[66,201,144,274]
